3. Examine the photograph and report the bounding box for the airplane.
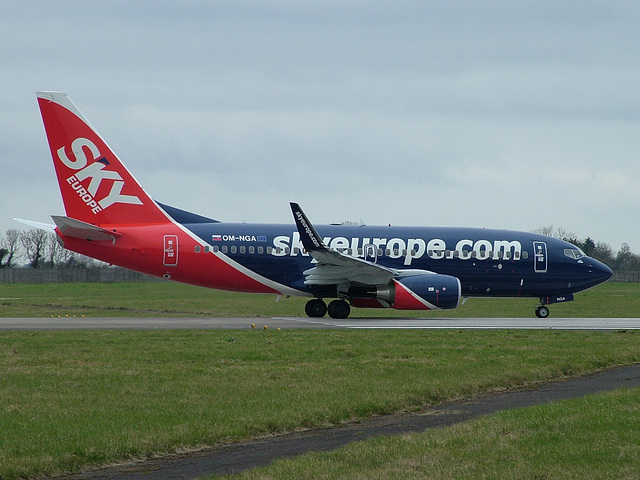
[21,91,612,319]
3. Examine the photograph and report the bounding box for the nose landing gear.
[535,305,550,318]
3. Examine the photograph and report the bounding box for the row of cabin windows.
[194,245,529,260]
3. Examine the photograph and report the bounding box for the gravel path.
[62,364,640,480]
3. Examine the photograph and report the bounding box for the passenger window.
[195,245,201,253]
[239,246,246,254]
[249,246,255,254]
[258,246,264,254]
[204,246,210,253]
[213,246,219,253]
[222,246,228,253]
[231,246,237,254]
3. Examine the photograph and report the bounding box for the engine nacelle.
[376,274,461,310]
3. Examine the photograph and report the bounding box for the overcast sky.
[2,1,639,252]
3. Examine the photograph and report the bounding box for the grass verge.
[217,387,640,480]
[0,282,639,318]
[1,329,639,478]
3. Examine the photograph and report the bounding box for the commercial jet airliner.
[21,92,612,319]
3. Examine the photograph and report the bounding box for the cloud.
[1,1,640,252]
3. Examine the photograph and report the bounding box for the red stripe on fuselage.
[57,223,279,294]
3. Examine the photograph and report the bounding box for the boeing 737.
[20,92,612,319]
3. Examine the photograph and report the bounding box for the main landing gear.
[305,298,351,319]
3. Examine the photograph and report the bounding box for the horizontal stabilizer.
[12,218,56,232]
[52,215,122,244]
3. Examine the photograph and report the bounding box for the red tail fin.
[37,92,169,226]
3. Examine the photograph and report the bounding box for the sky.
[2,1,640,252]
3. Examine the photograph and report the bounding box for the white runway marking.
[279,317,640,330]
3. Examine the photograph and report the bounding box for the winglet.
[290,203,327,252]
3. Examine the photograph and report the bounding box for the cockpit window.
[564,248,586,260]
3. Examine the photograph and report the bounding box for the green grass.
[1,329,640,479]
[0,281,638,318]
[218,387,640,480]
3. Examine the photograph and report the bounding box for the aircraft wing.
[290,202,396,286]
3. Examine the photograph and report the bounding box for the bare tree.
[0,229,21,268]
[20,229,48,268]
[0,231,5,267]
[44,232,75,267]
[532,225,576,243]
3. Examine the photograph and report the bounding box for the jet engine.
[375,274,461,310]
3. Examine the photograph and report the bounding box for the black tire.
[328,300,351,319]
[535,306,550,318]
[305,299,327,318]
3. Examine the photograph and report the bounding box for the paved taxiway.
[1,316,639,330]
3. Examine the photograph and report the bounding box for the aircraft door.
[163,235,179,266]
[533,241,547,273]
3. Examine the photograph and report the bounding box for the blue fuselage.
[184,221,612,299]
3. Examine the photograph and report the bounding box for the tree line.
[1,226,639,272]
[533,226,640,272]
[0,229,103,269]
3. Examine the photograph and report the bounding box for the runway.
[1,316,639,330]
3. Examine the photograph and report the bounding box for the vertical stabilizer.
[36,92,168,226]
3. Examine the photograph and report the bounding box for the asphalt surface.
[60,364,640,480]
[2,316,640,330]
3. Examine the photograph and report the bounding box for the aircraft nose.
[588,258,613,284]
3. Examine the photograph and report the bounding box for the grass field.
[1,281,639,318]
[1,328,640,479]
[1,282,639,479]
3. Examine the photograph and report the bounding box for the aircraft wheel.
[328,299,351,319]
[535,306,550,318]
[305,299,327,318]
